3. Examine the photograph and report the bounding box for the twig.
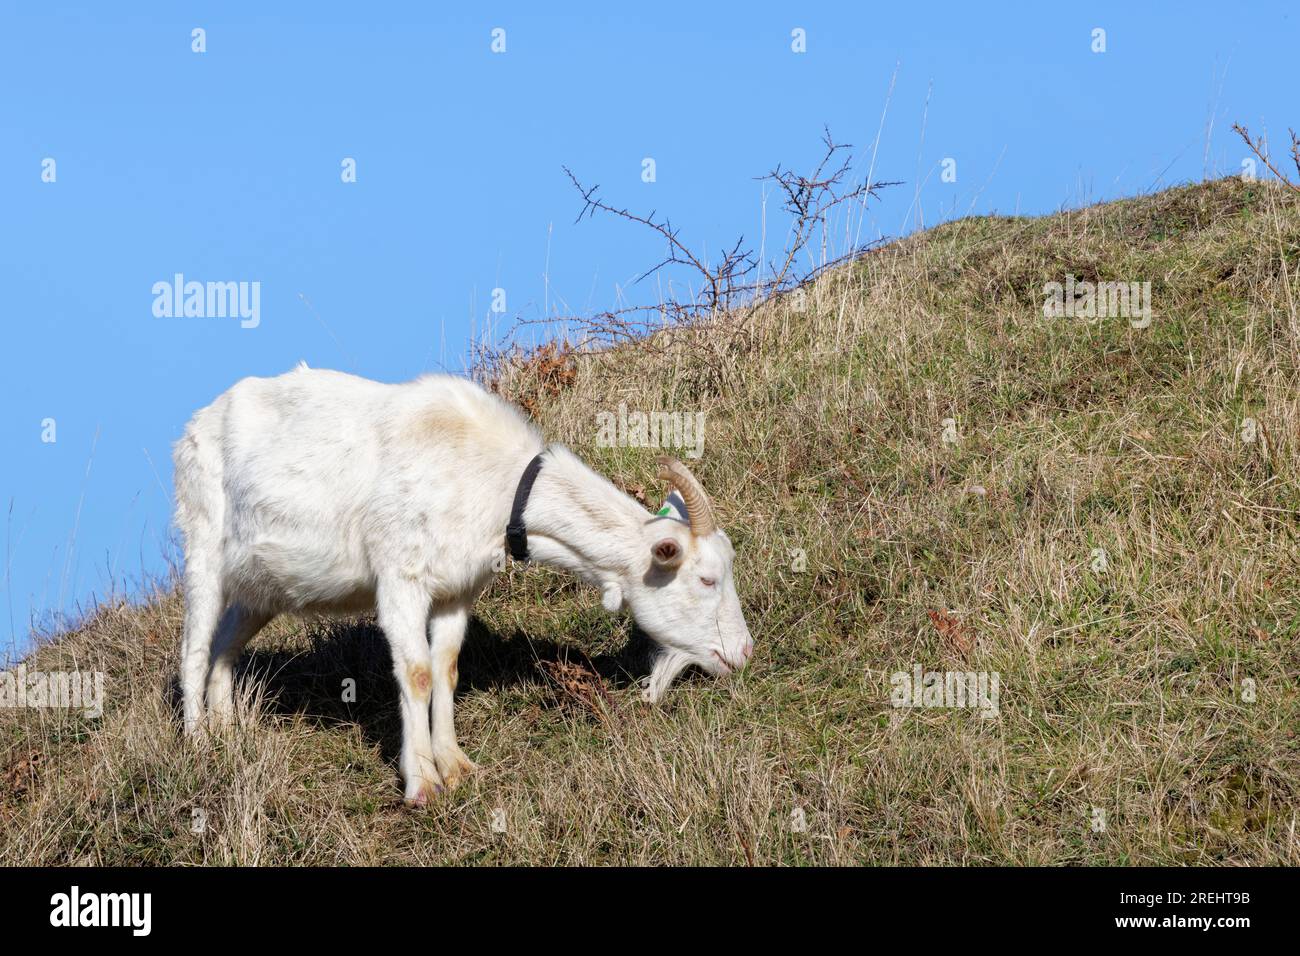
[1232,123,1300,192]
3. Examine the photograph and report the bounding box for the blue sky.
[1,1,1294,659]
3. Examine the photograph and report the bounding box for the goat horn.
[656,456,717,537]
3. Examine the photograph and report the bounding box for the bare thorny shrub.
[1233,122,1300,194]
[475,128,897,401]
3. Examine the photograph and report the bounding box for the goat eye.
[700,577,716,587]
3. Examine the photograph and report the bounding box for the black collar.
[506,450,547,562]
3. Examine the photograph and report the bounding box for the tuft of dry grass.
[3,177,1298,865]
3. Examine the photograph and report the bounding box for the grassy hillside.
[3,177,1297,865]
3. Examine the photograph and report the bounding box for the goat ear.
[654,490,689,524]
[650,537,684,569]
[601,582,625,613]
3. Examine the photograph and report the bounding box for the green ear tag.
[656,505,673,517]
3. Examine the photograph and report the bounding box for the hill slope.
[3,177,1297,865]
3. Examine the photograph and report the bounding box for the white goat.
[173,366,752,803]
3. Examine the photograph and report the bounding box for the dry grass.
[3,177,1298,865]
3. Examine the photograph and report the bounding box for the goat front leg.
[377,580,442,806]
[429,603,476,789]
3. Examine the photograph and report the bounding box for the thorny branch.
[556,127,897,338]
[475,129,896,397]
[1232,123,1300,193]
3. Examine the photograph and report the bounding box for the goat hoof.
[434,747,477,791]
[205,710,235,732]
[404,778,444,808]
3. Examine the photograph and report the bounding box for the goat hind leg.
[205,604,272,727]
[180,572,223,736]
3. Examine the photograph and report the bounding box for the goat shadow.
[200,615,659,768]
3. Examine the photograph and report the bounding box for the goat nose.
[742,639,754,661]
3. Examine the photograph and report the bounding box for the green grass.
[3,176,1297,865]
